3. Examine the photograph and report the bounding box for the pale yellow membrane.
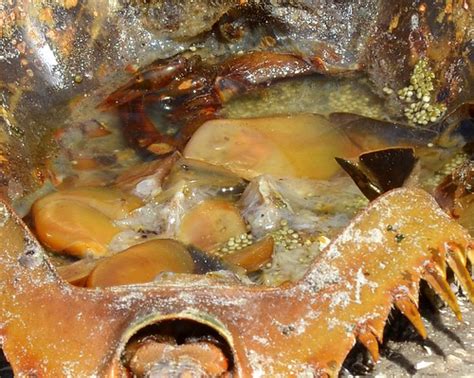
[184,114,359,180]
[177,199,247,252]
[86,239,195,287]
[31,187,142,257]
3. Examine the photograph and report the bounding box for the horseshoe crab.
[0,0,474,376]
[0,187,473,376]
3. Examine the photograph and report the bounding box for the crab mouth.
[119,314,235,376]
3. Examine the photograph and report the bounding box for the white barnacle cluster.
[397,58,447,126]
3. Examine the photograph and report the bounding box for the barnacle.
[0,188,472,375]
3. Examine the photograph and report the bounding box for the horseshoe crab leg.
[100,52,327,152]
[0,188,472,376]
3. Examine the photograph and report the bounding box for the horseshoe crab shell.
[0,1,473,376]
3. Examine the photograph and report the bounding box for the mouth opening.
[121,318,235,377]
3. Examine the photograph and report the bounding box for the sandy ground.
[343,294,474,377]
